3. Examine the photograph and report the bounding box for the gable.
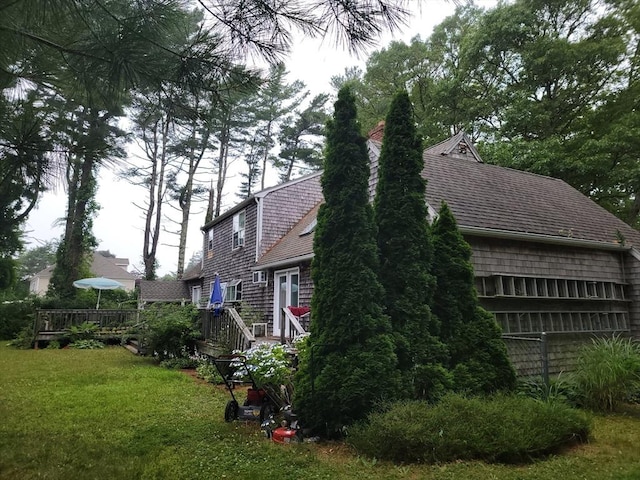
[255,133,640,269]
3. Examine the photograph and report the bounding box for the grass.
[1,345,640,480]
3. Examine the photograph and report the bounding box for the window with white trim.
[222,279,242,302]
[207,228,214,251]
[191,285,202,306]
[233,211,245,249]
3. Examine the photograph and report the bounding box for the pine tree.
[374,90,450,400]
[294,86,399,436]
[431,202,516,394]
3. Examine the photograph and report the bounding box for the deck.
[33,309,140,345]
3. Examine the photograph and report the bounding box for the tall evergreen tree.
[374,90,450,400]
[295,86,399,436]
[431,202,516,394]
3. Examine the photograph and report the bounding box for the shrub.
[65,322,99,343]
[69,339,105,349]
[517,373,580,406]
[142,304,200,361]
[159,357,198,369]
[232,343,293,387]
[0,297,37,340]
[7,325,35,349]
[347,394,591,464]
[196,359,224,384]
[573,335,640,412]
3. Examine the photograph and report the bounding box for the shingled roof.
[422,150,640,247]
[32,252,137,282]
[254,135,640,268]
[138,280,190,302]
[254,202,321,269]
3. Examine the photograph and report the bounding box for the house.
[29,252,138,296]
[137,262,203,308]
[199,173,323,337]
[197,129,640,374]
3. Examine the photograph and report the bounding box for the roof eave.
[460,225,630,251]
[201,197,254,231]
[253,253,314,271]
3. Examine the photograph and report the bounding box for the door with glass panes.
[273,268,299,336]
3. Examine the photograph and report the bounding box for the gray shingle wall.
[201,177,322,330]
[624,251,640,338]
[259,175,323,257]
[201,202,269,319]
[468,237,626,282]
[253,263,313,333]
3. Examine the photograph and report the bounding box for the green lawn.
[1,344,639,480]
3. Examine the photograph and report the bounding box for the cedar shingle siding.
[200,174,323,330]
[196,132,640,375]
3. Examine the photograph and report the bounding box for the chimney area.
[367,120,385,141]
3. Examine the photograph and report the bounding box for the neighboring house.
[196,127,640,374]
[29,252,137,296]
[137,262,204,308]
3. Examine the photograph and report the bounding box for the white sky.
[23,1,498,276]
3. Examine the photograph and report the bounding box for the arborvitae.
[294,86,399,436]
[373,90,449,400]
[431,202,516,394]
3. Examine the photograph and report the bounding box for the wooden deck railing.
[34,309,139,336]
[200,307,255,352]
[281,307,309,343]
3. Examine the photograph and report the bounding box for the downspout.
[255,196,263,262]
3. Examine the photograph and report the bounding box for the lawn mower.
[261,405,304,444]
[213,355,277,423]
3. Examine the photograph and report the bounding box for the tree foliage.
[277,93,330,182]
[295,86,399,436]
[374,90,449,400]
[354,0,640,228]
[431,202,516,394]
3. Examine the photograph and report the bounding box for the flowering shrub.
[232,343,293,387]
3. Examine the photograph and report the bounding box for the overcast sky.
[23,1,498,276]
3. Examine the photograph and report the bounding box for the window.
[207,228,214,251]
[221,279,242,302]
[191,285,202,306]
[300,218,317,236]
[233,211,245,249]
[495,310,629,334]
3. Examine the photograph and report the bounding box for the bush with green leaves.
[232,343,293,387]
[0,297,38,340]
[517,373,579,405]
[159,357,198,369]
[65,322,99,343]
[69,339,105,349]
[295,86,400,436]
[195,359,224,384]
[573,335,640,412]
[348,394,591,464]
[141,304,200,361]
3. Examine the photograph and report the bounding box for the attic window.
[300,218,317,236]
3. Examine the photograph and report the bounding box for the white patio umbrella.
[72,277,125,309]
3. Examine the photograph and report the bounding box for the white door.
[273,268,299,336]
